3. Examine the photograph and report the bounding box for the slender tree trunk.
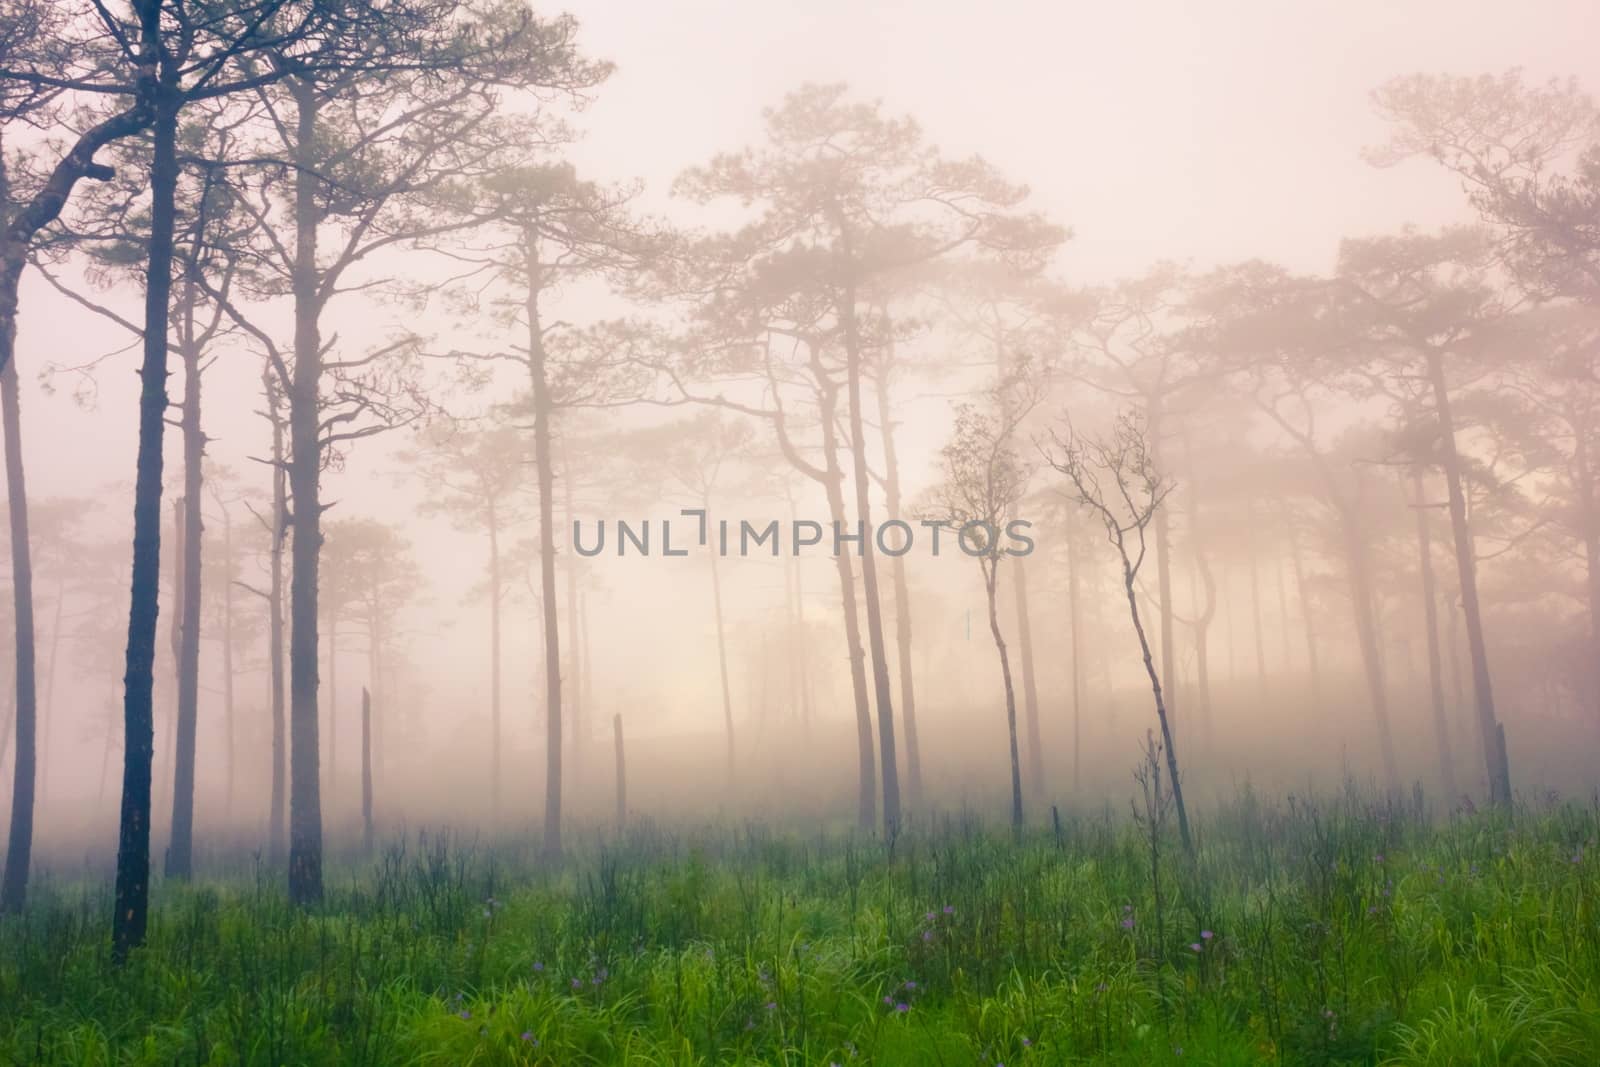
[1181,434,1216,744]
[1342,515,1401,792]
[708,537,735,780]
[36,580,62,810]
[0,357,38,914]
[1148,401,1178,734]
[221,504,236,821]
[266,370,288,863]
[872,362,922,804]
[1121,549,1192,854]
[1012,559,1043,801]
[562,443,582,784]
[838,265,899,833]
[1411,466,1459,803]
[524,226,563,860]
[488,502,503,823]
[1425,349,1511,804]
[113,92,180,959]
[983,565,1024,830]
[166,289,206,880]
[325,610,337,820]
[1066,521,1083,794]
[360,686,373,853]
[285,81,325,905]
[818,381,876,829]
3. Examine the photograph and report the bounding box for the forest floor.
[2,787,1598,1065]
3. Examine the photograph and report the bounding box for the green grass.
[3,787,1598,1065]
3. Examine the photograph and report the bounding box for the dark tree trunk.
[0,357,38,914]
[265,369,288,864]
[1411,466,1459,803]
[838,270,899,833]
[113,94,180,960]
[1424,349,1511,804]
[286,81,325,906]
[166,308,206,881]
[524,226,563,860]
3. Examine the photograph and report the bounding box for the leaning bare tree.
[923,374,1036,830]
[1046,409,1193,855]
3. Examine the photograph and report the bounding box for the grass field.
[3,787,1598,1065]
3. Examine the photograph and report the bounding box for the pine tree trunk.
[872,359,921,804]
[113,94,179,960]
[166,288,206,881]
[525,225,563,861]
[815,366,876,829]
[1425,349,1510,804]
[266,370,288,864]
[0,357,38,914]
[285,80,325,906]
[838,267,899,833]
[1411,466,1459,803]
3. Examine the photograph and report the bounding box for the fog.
[5,0,1600,879]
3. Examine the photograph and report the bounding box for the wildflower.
[1374,853,1384,864]
[1022,1037,1032,1047]
[1189,942,1202,953]
[570,978,582,990]
[883,995,894,1006]
[896,1002,910,1013]
[925,911,936,921]
[943,904,955,915]
[904,980,917,990]
[458,1010,471,1020]
[1120,917,1135,930]
[1200,930,1213,941]
[521,1032,536,1043]
[532,961,544,972]
[766,1001,777,1011]
[922,930,934,942]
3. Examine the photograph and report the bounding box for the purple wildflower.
[895,1002,910,1013]
[1200,930,1213,940]
[1189,942,1202,953]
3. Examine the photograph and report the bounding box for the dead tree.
[1047,409,1193,855]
